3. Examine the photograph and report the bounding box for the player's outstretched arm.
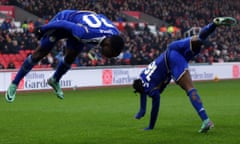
[40,20,86,39]
[135,93,147,119]
[145,94,160,130]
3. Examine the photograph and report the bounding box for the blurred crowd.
[0,0,240,69]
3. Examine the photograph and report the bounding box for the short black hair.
[110,35,124,56]
[133,79,145,94]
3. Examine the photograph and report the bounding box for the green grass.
[0,79,240,144]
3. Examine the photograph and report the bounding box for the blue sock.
[12,55,36,85]
[198,23,217,41]
[188,89,208,121]
[53,57,71,82]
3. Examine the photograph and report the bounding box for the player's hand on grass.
[135,111,145,119]
[144,127,153,130]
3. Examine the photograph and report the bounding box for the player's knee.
[64,54,78,64]
[31,49,49,62]
[64,57,75,64]
[177,74,194,93]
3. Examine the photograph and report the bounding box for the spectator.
[21,20,28,33]
[122,49,132,65]
[1,19,11,30]
[0,63,5,69]
[7,62,16,69]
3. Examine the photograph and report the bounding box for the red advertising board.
[232,64,239,78]
[0,5,15,18]
[102,69,113,85]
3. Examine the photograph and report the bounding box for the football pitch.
[0,80,239,144]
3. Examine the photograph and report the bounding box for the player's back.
[140,53,171,96]
[58,10,119,39]
[69,11,118,33]
[49,10,120,43]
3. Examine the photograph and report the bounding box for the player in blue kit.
[5,10,124,102]
[132,17,237,133]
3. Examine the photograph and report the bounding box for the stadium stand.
[0,0,240,69]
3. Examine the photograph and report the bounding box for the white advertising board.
[0,63,239,92]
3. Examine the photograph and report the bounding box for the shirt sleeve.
[139,93,147,113]
[40,20,87,39]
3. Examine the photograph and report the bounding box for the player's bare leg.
[177,70,214,133]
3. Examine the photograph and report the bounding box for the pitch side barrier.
[0,62,239,92]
